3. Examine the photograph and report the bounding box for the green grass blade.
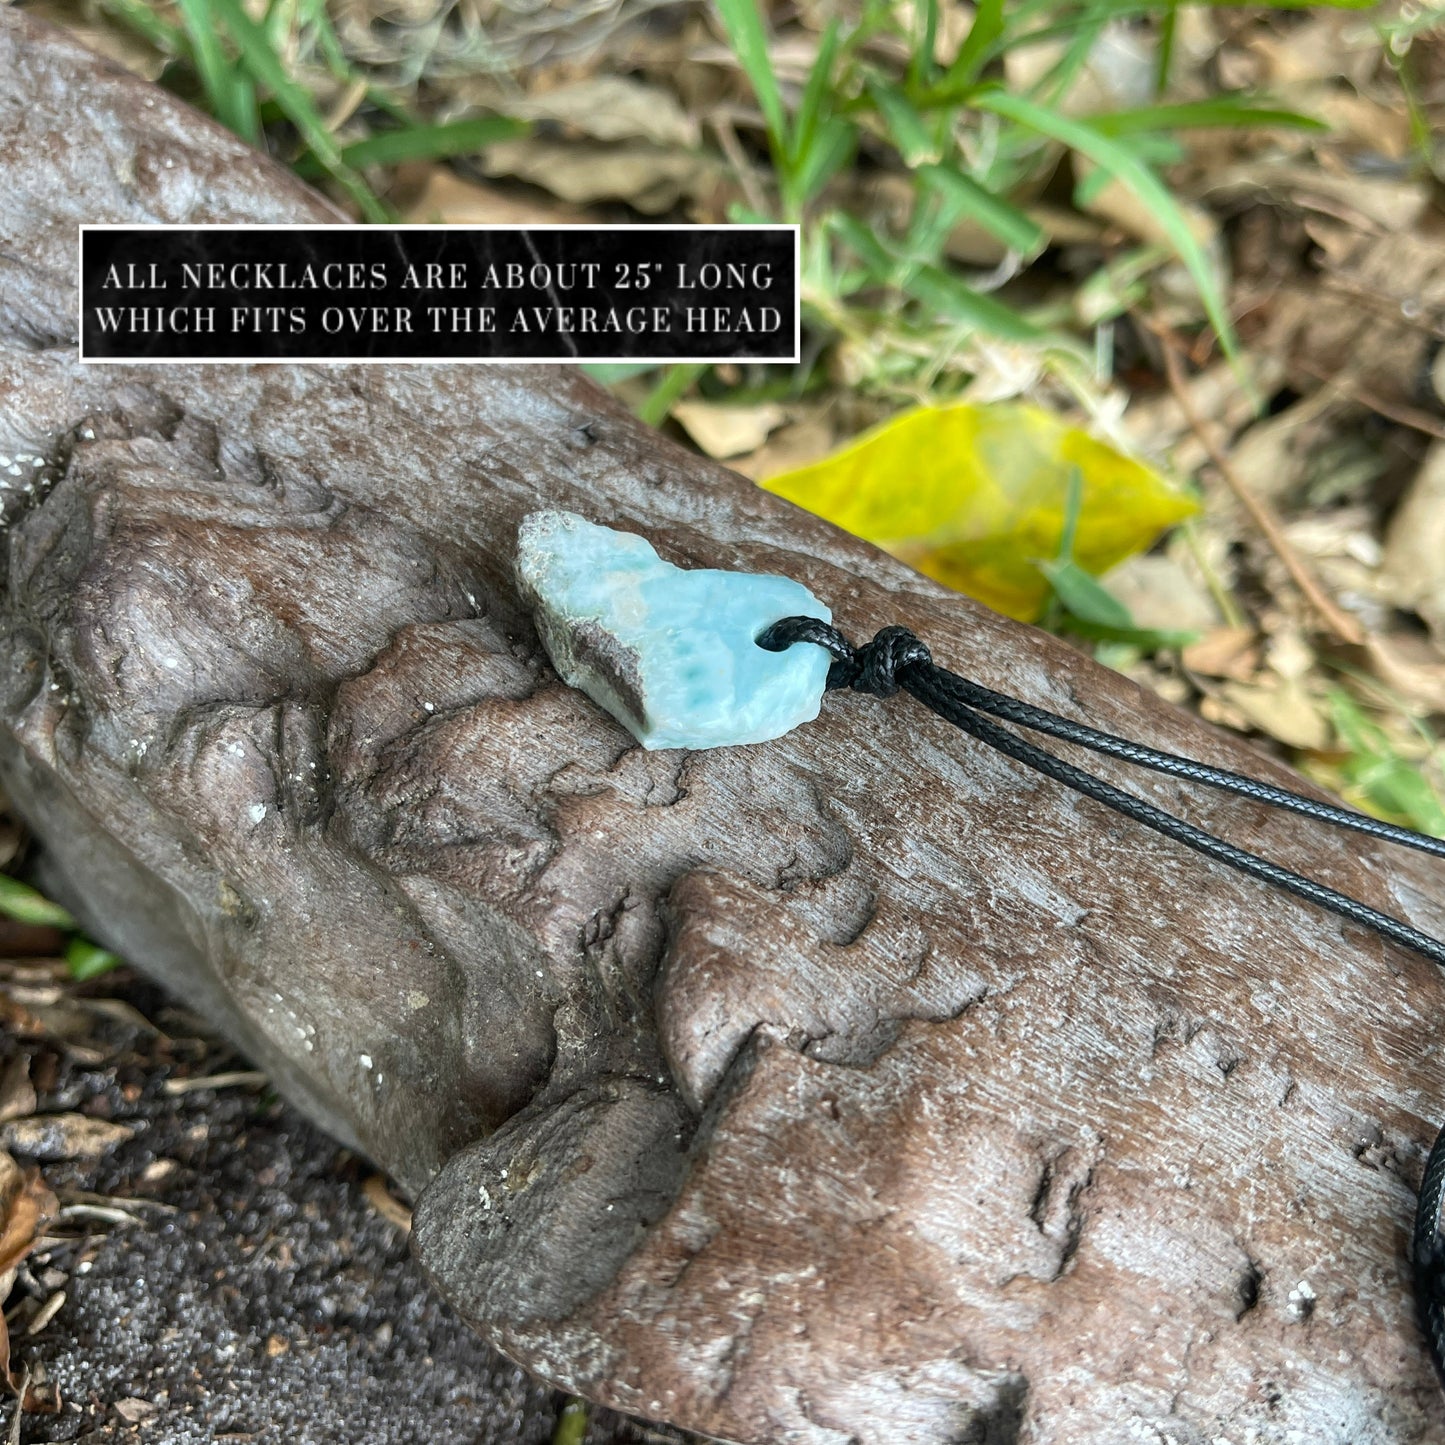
[1031,11,1108,106]
[580,362,659,385]
[917,162,1045,256]
[868,79,939,165]
[904,263,1044,342]
[66,938,122,982]
[1058,463,1084,561]
[174,0,259,143]
[791,18,843,169]
[1326,690,1445,834]
[792,118,855,208]
[1155,0,1178,94]
[1055,611,1199,650]
[95,0,187,54]
[974,89,1237,361]
[551,1400,589,1445]
[910,0,940,90]
[828,210,896,277]
[0,875,75,930]
[208,0,390,221]
[713,0,789,153]
[1039,557,1134,628]
[299,0,351,79]
[1088,97,1327,136]
[637,363,708,428]
[943,0,1003,90]
[831,207,1047,350]
[336,117,528,170]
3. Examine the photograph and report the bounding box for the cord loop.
[846,625,933,698]
[756,617,932,696]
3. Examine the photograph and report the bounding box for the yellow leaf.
[760,402,1197,620]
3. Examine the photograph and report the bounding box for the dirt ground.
[0,950,689,1445]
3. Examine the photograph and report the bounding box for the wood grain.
[3,11,1444,1441]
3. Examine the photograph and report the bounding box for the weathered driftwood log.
[4,12,1445,1443]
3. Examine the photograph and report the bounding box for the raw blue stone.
[515,511,831,751]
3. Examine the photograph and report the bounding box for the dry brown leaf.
[1205,161,1429,233]
[504,74,699,148]
[1246,14,1381,89]
[731,415,838,483]
[1100,555,1221,633]
[0,1114,132,1161]
[1311,228,1445,369]
[363,1173,413,1233]
[1382,439,1445,642]
[332,0,681,77]
[396,165,593,226]
[478,137,720,212]
[1226,392,1334,505]
[0,993,97,1044]
[0,996,47,1042]
[21,1374,61,1414]
[0,1058,35,1128]
[1218,678,1331,751]
[685,33,845,89]
[0,1152,55,1278]
[1262,627,1318,685]
[1123,355,1284,467]
[0,1148,56,1397]
[113,1397,158,1424]
[672,400,786,459]
[17,1,165,78]
[1312,92,1412,161]
[1365,633,1445,715]
[1182,626,1261,682]
[1196,693,1250,738]
[1003,24,1156,114]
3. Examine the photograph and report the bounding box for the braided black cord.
[907,668,1445,966]
[922,670,1445,861]
[775,614,1445,858]
[760,612,1445,1390]
[757,615,1445,968]
[1416,1123,1445,1388]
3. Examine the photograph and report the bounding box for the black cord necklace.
[514,510,1445,1392]
[758,614,1445,1386]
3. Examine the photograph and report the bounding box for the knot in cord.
[843,625,933,697]
[755,618,931,696]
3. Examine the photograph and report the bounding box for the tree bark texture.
[3,11,1445,1442]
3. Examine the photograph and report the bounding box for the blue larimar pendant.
[514,511,832,751]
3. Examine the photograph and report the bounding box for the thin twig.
[162,1069,268,1095]
[5,1367,28,1445]
[323,77,368,134]
[1295,359,1445,442]
[709,112,770,219]
[1152,325,1366,647]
